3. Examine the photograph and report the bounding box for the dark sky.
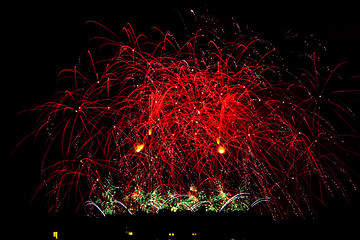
[9,0,360,237]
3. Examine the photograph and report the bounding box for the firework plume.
[30,18,357,219]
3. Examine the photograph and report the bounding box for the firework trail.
[29,16,358,218]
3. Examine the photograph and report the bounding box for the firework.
[29,18,357,219]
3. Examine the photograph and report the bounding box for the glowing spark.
[135,144,144,153]
[218,145,226,154]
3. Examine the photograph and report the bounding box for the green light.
[92,178,252,215]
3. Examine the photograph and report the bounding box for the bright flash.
[218,146,225,154]
[148,129,152,135]
[135,144,144,153]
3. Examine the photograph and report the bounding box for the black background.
[8,1,360,239]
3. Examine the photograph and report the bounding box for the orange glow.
[135,144,144,152]
[190,185,197,192]
[218,145,225,154]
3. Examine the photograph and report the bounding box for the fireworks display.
[29,16,358,219]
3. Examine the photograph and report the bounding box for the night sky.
[9,1,360,239]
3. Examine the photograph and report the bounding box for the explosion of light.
[30,20,358,219]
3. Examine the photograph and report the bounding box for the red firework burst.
[29,21,358,218]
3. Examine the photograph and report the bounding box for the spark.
[135,144,144,153]
[218,146,226,154]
